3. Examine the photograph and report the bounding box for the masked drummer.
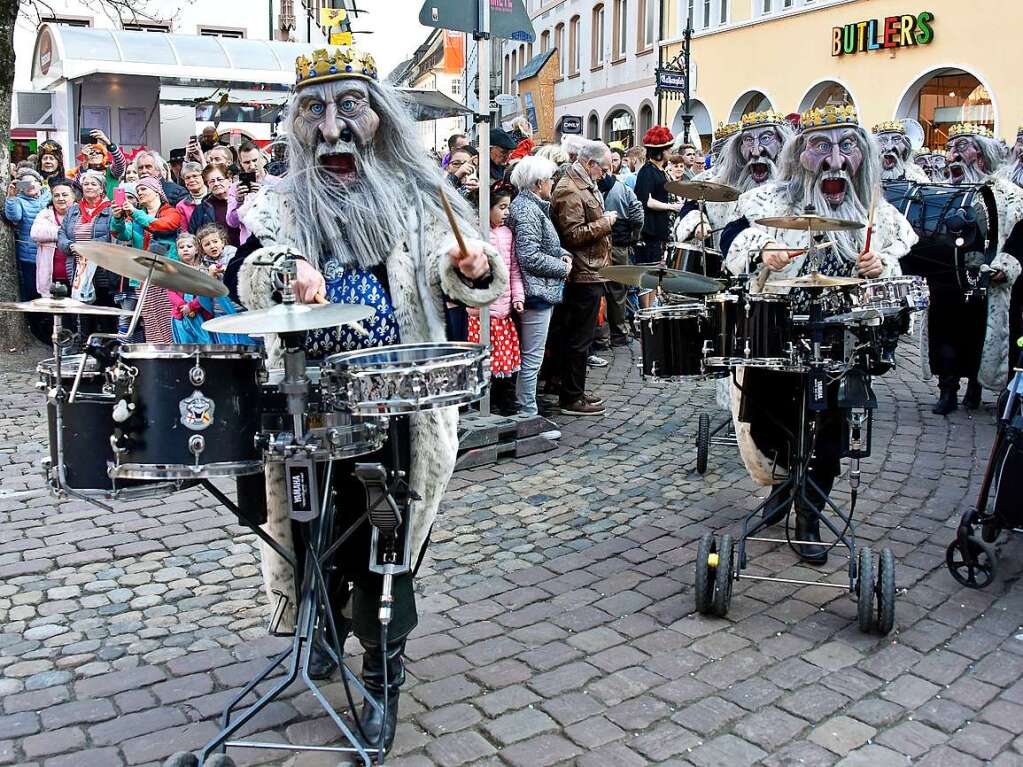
[721,104,917,564]
[913,147,949,182]
[168,47,507,765]
[873,120,930,184]
[675,111,794,256]
[926,123,1023,414]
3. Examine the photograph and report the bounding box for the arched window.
[639,103,653,137]
[569,15,581,76]
[503,54,511,93]
[592,4,605,68]
[587,112,600,139]
[612,0,627,59]
[555,23,565,77]
[541,30,550,53]
[510,50,518,94]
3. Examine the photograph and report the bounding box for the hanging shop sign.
[832,11,934,57]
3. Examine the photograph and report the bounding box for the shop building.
[658,0,1018,150]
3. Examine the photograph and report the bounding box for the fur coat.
[239,188,508,629]
[724,182,918,485]
[919,177,1023,391]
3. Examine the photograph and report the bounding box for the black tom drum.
[636,304,708,378]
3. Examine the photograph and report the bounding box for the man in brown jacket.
[550,139,618,416]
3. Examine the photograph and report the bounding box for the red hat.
[642,125,674,149]
[509,138,535,162]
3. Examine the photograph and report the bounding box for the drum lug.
[189,362,206,387]
[188,434,206,461]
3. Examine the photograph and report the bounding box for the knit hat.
[16,168,43,184]
[136,175,167,203]
[78,170,107,190]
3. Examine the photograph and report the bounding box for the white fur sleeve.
[432,236,509,308]
[875,201,917,278]
[237,244,306,311]
[674,209,704,244]
[725,225,772,276]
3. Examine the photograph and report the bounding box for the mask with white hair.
[875,130,913,181]
[1006,132,1023,188]
[946,133,1004,185]
[715,122,794,192]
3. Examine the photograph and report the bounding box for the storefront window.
[807,82,853,111]
[914,72,992,149]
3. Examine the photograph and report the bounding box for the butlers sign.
[832,11,934,56]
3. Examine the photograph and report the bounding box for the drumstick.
[440,192,470,263]
[863,185,879,254]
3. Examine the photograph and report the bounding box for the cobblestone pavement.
[2,336,1022,767]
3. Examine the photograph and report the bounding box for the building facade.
[659,0,1020,149]
[396,29,467,155]
[501,0,662,147]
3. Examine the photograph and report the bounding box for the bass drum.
[111,345,265,480]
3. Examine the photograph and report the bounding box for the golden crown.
[801,104,859,131]
[872,120,906,135]
[948,122,994,140]
[741,111,787,130]
[295,47,378,88]
[714,121,741,141]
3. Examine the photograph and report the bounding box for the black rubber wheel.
[694,533,715,614]
[946,535,997,589]
[712,534,734,618]
[875,548,896,635]
[856,545,875,634]
[696,413,711,475]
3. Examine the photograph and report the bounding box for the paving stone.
[481,707,557,746]
[874,720,946,758]
[949,721,1014,760]
[808,716,877,756]
[688,734,767,767]
[423,729,497,767]
[498,733,581,767]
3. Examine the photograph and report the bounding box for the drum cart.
[692,289,897,635]
[695,407,736,476]
[946,369,1023,589]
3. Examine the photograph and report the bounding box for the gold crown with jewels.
[872,120,906,135]
[948,122,994,140]
[714,121,741,141]
[295,47,379,88]
[741,111,787,130]
[801,104,859,130]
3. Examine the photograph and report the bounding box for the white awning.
[31,23,317,90]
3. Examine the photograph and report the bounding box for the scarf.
[79,197,110,224]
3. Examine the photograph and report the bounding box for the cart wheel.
[946,536,997,589]
[712,534,734,618]
[856,546,875,634]
[694,533,715,614]
[696,413,710,475]
[875,548,896,636]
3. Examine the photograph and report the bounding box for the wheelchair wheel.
[696,413,710,475]
[694,533,715,614]
[711,534,734,618]
[856,545,875,634]
[946,535,997,589]
[875,548,896,636]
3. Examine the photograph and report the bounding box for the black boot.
[761,488,792,527]
[354,637,405,755]
[307,640,338,680]
[932,376,959,415]
[794,472,833,566]
[962,379,982,410]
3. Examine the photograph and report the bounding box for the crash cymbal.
[598,265,722,295]
[202,301,375,335]
[0,296,129,317]
[756,214,864,232]
[73,242,228,298]
[772,273,865,289]
[665,180,740,203]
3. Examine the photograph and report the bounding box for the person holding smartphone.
[227,141,278,245]
[73,129,125,200]
[4,169,52,340]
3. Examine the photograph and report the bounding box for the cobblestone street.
[2,337,1021,767]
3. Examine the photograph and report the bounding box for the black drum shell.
[704,294,739,365]
[735,296,791,361]
[116,345,264,476]
[638,306,708,378]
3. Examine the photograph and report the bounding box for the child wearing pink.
[469,186,524,414]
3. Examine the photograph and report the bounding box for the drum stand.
[694,289,896,634]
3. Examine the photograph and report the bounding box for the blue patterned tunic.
[304,258,401,358]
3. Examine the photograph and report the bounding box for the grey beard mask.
[881,152,909,182]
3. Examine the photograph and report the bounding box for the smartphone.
[238,171,257,185]
[113,188,126,207]
[79,128,94,144]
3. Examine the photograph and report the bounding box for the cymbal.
[598,265,722,295]
[74,242,228,298]
[756,214,864,232]
[772,273,865,289]
[665,180,740,203]
[0,296,129,317]
[202,301,375,335]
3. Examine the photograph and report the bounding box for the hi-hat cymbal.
[74,242,228,298]
[773,273,865,289]
[756,214,864,232]
[665,180,741,203]
[0,296,129,316]
[202,301,375,335]
[598,265,722,295]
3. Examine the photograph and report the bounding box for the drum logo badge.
[179,390,215,431]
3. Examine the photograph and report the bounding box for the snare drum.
[111,344,265,480]
[636,304,709,378]
[260,367,386,461]
[321,342,489,416]
[735,294,801,370]
[703,293,739,368]
[854,275,930,314]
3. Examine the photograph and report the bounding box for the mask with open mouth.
[819,173,849,207]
